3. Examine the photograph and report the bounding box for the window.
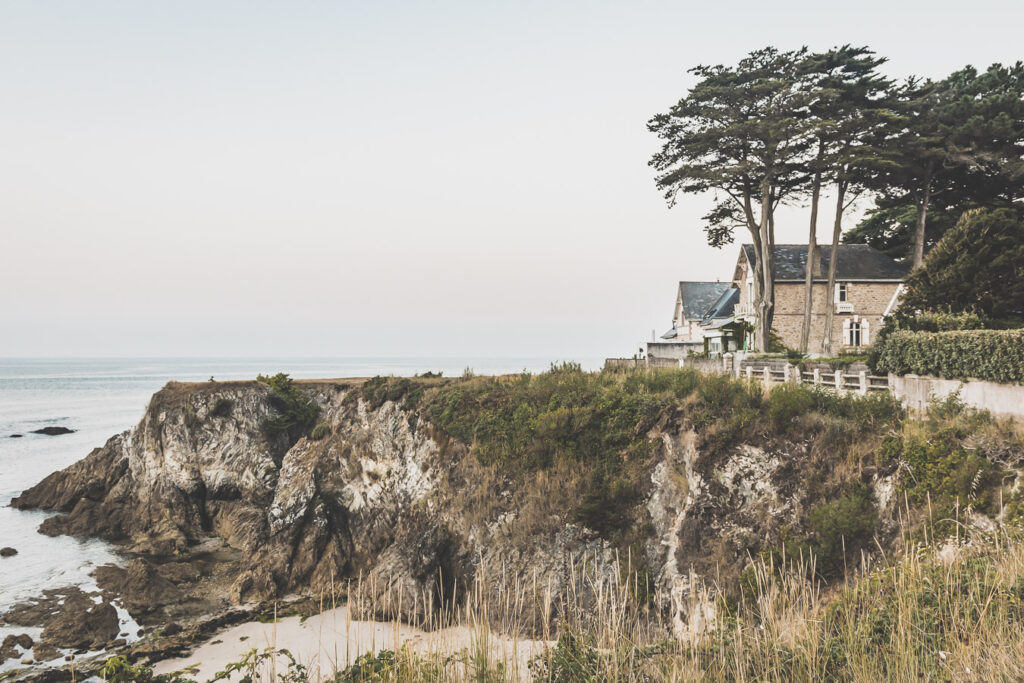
[836,282,848,302]
[847,320,861,347]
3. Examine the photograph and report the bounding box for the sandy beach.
[152,605,551,682]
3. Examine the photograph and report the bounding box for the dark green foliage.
[210,397,234,418]
[807,483,878,579]
[873,328,1024,383]
[852,63,1024,266]
[868,311,988,372]
[337,649,396,681]
[843,196,960,261]
[899,208,1024,322]
[424,364,704,537]
[530,631,601,682]
[99,656,195,683]
[425,363,678,472]
[361,376,427,411]
[767,384,815,432]
[889,430,1002,535]
[765,383,902,436]
[257,373,320,441]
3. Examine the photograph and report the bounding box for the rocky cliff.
[11,374,920,644]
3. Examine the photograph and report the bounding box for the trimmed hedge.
[873,328,1024,383]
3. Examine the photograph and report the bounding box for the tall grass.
[103,520,1024,682]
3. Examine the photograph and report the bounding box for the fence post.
[723,353,733,376]
[813,368,821,386]
[763,366,772,387]
[859,370,868,395]
[834,370,842,391]
[746,365,753,381]
[784,363,794,384]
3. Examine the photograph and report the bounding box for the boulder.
[41,598,118,650]
[0,547,17,557]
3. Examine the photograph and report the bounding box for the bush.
[808,483,877,579]
[767,384,815,432]
[257,373,320,442]
[310,421,331,441]
[872,328,1024,383]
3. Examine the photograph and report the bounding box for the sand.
[151,605,551,682]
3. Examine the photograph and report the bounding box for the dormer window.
[836,282,848,302]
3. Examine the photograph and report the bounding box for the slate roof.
[679,282,732,321]
[739,244,909,282]
[700,287,739,325]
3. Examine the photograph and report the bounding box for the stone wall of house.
[772,282,899,354]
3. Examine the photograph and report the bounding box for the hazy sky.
[2,1,1022,358]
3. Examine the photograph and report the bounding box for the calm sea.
[0,356,595,644]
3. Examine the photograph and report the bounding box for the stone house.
[647,281,732,363]
[733,244,908,355]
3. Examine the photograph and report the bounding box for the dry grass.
[131,510,1024,682]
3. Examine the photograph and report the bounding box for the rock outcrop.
[30,427,74,436]
[11,378,841,639]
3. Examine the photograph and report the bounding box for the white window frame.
[835,282,848,303]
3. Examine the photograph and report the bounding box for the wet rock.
[31,426,75,436]
[10,433,23,438]
[229,567,277,604]
[109,638,127,648]
[93,559,182,615]
[0,546,17,557]
[39,591,119,650]
[33,642,61,663]
[162,622,183,636]
[1,634,32,663]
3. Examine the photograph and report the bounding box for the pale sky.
[2,1,1021,358]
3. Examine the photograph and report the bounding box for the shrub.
[257,373,320,441]
[872,328,1024,383]
[808,483,877,579]
[767,384,815,432]
[362,376,426,411]
[895,430,1002,535]
[310,421,331,441]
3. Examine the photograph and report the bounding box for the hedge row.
[873,328,1024,384]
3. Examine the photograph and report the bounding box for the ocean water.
[0,357,595,638]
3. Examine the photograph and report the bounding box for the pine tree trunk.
[756,182,775,352]
[821,180,847,356]
[913,167,933,269]
[799,170,822,353]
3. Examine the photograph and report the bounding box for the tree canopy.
[898,207,1024,323]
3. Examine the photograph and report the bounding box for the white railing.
[734,302,755,317]
[836,302,854,313]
